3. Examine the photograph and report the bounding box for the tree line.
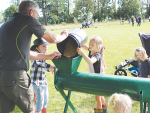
[1,0,149,25]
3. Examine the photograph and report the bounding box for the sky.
[0,0,11,12]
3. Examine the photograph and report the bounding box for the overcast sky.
[0,0,11,12]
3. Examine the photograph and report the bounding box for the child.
[30,38,55,113]
[134,47,150,112]
[107,93,132,113]
[136,17,138,23]
[77,35,107,113]
[134,47,150,78]
[131,16,134,26]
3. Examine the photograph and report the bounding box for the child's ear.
[36,47,39,51]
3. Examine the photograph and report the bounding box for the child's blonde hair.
[90,35,105,66]
[108,93,132,113]
[134,47,148,61]
[90,35,104,57]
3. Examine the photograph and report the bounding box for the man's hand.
[60,29,69,37]
[50,52,61,59]
[30,51,61,60]
[42,29,69,44]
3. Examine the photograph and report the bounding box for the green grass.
[13,20,150,113]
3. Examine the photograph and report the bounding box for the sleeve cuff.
[44,30,47,34]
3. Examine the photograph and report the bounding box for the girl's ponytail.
[100,46,105,58]
[100,46,105,68]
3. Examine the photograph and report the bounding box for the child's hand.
[49,65,55,74]
[147,75,150,78]
[76,47,83,55]
[49,68,54,74]
[83,44,88,48]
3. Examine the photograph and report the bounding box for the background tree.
[117,0,139,19]
[10,0,20,6]
[73,0,93,22]
[36,0,74,25]
[3,0,145,24]
[0,14,3,20]
[3,5,18,22]
[36,0,48,25]
[47,0,66,24]
[0,13,3,23]
[91,0,112,22]
[147,7,150,17]
[106,4,115,20]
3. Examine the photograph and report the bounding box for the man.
[0,1,68,113]
[137,16,141,26]
[82,20,85,28]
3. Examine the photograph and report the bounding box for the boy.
[30,38,55,113]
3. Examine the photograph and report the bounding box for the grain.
[63,38,78,57]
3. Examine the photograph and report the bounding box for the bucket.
[57,28,87,58]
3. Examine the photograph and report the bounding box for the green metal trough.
[52,56,150,113]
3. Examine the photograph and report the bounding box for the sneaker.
[102,103,108,113]
[94,107,103,113]
[102,103,108,108]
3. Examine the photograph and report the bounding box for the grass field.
[14,20,150,113]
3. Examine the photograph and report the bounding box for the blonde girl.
[107,93,132,113]
[134,47,150,78]
[77,35,107,113]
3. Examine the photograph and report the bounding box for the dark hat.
[30,38,50,51]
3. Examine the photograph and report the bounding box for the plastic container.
[57,28,87,58]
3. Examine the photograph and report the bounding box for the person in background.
[143,16,145,22]
[107,93,132,113]
[120,18,122,25]
[122,18,124,25]
[77,35,107,113]
[82,20,86,28]
[85,19,89,28]
[128,17,130,24]
[0,1,68,113]
[137,16,141,26]
[91,19,95,28]
[136,17,138,23]
[88,20,91,28]
[131,16,134,26]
